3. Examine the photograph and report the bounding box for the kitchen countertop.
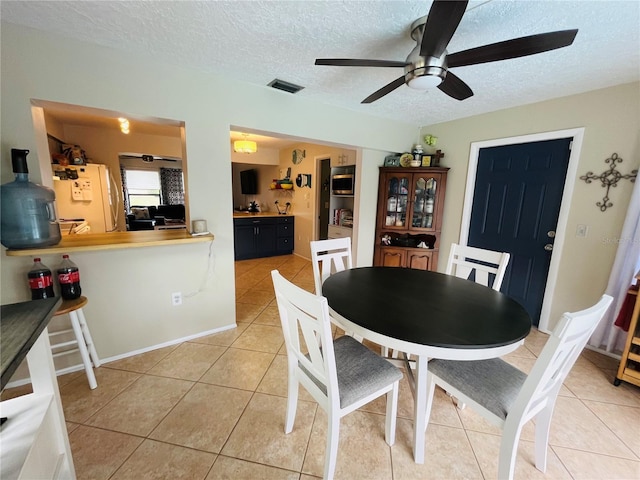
[232,212,293,219]
[5,230,214,256]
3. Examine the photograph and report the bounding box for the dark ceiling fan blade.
[420,0,469,58]
[361,76,406,103]
[315,58,406,68]
[447,29,578,68]
[438,71,473,100]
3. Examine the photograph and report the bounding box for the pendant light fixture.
[234,133,257,154]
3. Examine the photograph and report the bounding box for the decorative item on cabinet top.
[384,150,445,167]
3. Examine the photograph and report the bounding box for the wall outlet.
[171,292,182,306]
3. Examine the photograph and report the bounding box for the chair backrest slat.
[272,270,338,400]
[509,295,613,425]
[446,243,510,291]
[310,238,353,295]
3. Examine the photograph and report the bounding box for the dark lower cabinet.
[234,216,294,260]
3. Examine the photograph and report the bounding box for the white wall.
[0,23,416,362]
[422,82,640,331]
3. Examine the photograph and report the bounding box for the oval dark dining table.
[322,266,531,464]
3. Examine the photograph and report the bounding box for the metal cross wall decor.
[580,153,637,212]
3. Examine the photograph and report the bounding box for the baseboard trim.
[4,323,238,389]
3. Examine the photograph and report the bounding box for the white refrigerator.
[52,164,119,234]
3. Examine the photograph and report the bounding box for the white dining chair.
[310,237,353,296]
[271,269,402,480]
[390,243,512,362]
[446,243,511,291]
[424,294,613,480]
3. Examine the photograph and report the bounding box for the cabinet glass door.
[385,176,409,227]
[412,176,437,229]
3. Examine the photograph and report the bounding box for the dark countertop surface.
[1,297,61,390]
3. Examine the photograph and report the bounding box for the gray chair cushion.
[428,358,527,420]
[303,335,402,408]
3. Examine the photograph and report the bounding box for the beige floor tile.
[0,382,33,401]
[150,383,252,453]
[583,400,640,457]
[231,324,284,353]
[60,367,140,423]
[105,345,178,373]
[237,288,275,307]
[303,409,394,479]
[66,421,80,434]
[207,455,300,480]
[111,439,215,480]
[69,425,144,480]
[581,348,621,370]
[549,396,637,459]
[200,348,275,390]
[256,353,315,402]
[564,362,640,406]
[254,305,282,326]
[552,446,640,479]
[147,342,226,381]
[190,323,249,347]
[465,429,572,479]
[235,302,265,323]
[86,375,193,436]
[392,420,483,480]
[221,393,316,471]
[235,272,266,290]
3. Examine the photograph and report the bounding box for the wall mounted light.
[118,117,130,134]
[234,134,257,153]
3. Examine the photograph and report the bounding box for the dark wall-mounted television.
[240,169,258,195]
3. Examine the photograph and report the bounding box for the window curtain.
[160,168,184,205]
[589,177,640,353]
[120,164,129,214]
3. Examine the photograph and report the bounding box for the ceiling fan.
[315,0,578,103]
[119,153,181,163]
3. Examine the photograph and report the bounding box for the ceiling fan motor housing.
[405,29,447,89]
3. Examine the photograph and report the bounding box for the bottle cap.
[11,149,30,174]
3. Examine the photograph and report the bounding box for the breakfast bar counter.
[5,230,214,256]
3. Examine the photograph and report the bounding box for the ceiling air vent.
[268,79,304,94]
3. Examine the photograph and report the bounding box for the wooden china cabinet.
[373,167,449,271]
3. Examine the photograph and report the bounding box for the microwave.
[331,174,354,195]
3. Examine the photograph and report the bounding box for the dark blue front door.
[468,138,572,325]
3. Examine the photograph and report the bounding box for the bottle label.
[29,275,52,289]
[58,270,80,284]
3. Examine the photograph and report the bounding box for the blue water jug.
[1,149,61,249]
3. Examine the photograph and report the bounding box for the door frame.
[314,154,332,242]
[458,128,585,332]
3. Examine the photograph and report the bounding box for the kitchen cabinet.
[374,167,449,271]
[330,150,355,167]
[233,215,294,260]
[276,216,295,255]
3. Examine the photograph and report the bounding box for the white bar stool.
[49,296,100,389]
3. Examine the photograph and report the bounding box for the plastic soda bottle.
[28,258,55,300]
[57,254,81,300]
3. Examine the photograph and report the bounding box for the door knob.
[547,230,556,238]
[544,243,553,251]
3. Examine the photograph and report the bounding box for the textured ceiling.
[2,0,639,128]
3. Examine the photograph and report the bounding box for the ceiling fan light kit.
[315,0,578,104]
